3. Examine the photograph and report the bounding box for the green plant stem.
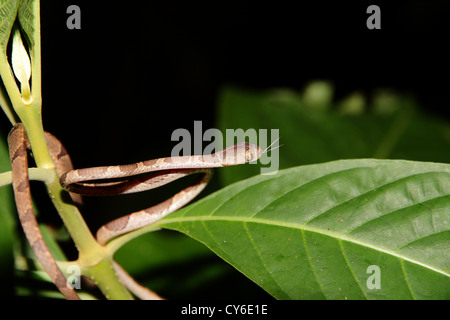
[0,55,23,112]
[23,116,132,298]
[44,172,103,264]
[0,167,53,187]
[83,256,134,300]
[16,103,54,168]
[57,259,133,300]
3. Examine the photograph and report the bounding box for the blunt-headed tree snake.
[8,123,262,299]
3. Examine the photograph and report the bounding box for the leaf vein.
[339,239,368,299]
[244,222,291,299]
[346,194,450,237]
[394,229,449,251]
[250,167,372,219]
[199,219,242,271]
[306,171,450,226]
[301,230,328,299]
[159,215,450,277]
[401,260,416,299]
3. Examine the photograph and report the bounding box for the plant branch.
[0,167,54,187]
[43,171,104,264]
[82,256,134,300]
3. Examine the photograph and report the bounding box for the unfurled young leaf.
[11,28,31,100]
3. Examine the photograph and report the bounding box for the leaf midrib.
[158,215,449,277]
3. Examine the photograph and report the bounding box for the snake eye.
[244,143,261,162]
[244,150,250,161]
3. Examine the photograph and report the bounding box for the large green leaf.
[156,159,450,299]
[217,85,450,185]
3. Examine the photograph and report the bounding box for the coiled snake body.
[8,123,262,299]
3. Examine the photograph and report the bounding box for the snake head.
[243,142,263,163]
[220,142,262,165]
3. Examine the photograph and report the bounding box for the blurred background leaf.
[217,83,450,185]
[0,131,15,297]
[114,230,272,299]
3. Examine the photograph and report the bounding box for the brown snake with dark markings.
[8,123,262,299]
[8,124,80,300]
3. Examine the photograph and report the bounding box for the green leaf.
[0,0,20,50]
[157,159,450,299]
[217,86,450,185]
[17,0,37,48]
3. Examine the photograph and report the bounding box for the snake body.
[61,143,261,244]
[8,123,262,299]
[8,124,80,300]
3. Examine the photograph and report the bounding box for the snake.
[8,124,80,300]
[8,123,262,299]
